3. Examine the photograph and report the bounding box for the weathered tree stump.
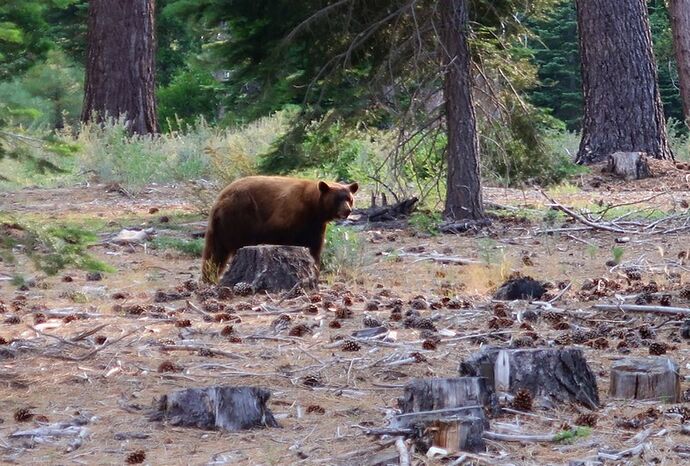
[219,245,318,293]
[609,357,681,402]
[606,151,652,180]
[396,377,493,453]
[152,386,279,431]
[459,347,600,410]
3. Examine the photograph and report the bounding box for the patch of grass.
[321,224,365,278]
[409,210,441,236]
[151,236,204,257]
[546,182,580,196]
[611,246,625,265]
[10,274,25,287]
[554,426,591,443]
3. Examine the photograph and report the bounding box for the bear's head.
[318,180,359,220]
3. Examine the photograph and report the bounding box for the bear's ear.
[318,181,330,193]
[348,182,359,193]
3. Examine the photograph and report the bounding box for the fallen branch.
[395,437,411,466]
[594,303,690,317]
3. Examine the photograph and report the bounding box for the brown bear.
[200,175,359,283]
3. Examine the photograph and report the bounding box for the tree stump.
[152,386,279,431]
[609,357,681,403]
[606,152,652,180]
[459,347,600,410]
[396,377,493,453]
[219,245,318,293]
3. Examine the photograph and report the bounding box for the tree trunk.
[440,0,484,220]
[575,0,673,163]
[670,0,690,125]
[81,0,158,135]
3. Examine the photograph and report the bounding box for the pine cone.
[625,268,642,281]
[642,282,659,294]
[575,413,598,427]
[232,282,253,296]
[638,325,656,340]
[365,301,379,311]
[335,306,353,319]
[302,304,319,314]
[389,309,403,321]
[493,302,510,317]
[410,297,428,310]
[414,318,437,331]
[14,407,33,422]
[422,339,438,350]
[126,450,146,464]
[488,317,513,329]
[363,316,382,328]
[288,323,312,337]
[306,405,326,414]
[649,342,668,355]
[512,389,533,411]
[328,320,342,328]
[271,314,291,331]
[660,294,672,307]
[341,340,361,352]
[301,374,323,387]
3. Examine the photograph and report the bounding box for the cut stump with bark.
[459,347,600,410]
[609,357,681,402]
[152,386,279,431]
[396,377,493,453]
[219,245,318,293]
[606,152,652,180]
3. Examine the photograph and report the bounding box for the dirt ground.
[3,165,690,465]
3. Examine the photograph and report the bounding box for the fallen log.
[354,197,419,222]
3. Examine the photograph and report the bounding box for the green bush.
[157,67,222,132]
[321,224,365,277]
[409,210,441,236]
[480,106,587,187]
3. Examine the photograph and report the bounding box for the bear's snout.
[338,206,352,219]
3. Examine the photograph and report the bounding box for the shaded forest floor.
[3,163,690,465]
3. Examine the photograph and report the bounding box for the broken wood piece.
[609,357,680,403]
[459,347,600,409]
[152,386,279,431]
[431,417,486,453]
[220,245,318,292]
[607,151,651,180]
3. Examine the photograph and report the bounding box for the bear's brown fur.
[201,176,359,283]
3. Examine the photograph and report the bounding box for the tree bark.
[440,0,484,220]
[575,0,673,163]
[81,0,159,135]
[670,0,690,125]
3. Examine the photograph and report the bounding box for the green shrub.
[480,106,587,187]
[409,210,441,236]
[157,67,222,131]
[321,224,365,277]
[0,216,114,275]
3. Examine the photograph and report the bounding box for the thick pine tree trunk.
[440,0,484,221]
[81,0,159,135]
[575,0,673,164]
[670,0,690,125]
